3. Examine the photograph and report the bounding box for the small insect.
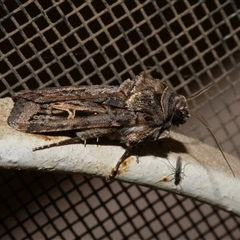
[159,156,188,186]
[7,72,235,179]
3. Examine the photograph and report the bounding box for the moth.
[7,72,234,179]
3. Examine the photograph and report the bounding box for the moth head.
[171,95,190,126]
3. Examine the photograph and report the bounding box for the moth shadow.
[138,137,188,159]
[96,136,188,160]
[39,132,187,160]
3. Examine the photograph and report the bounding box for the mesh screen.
[1,0,240,239]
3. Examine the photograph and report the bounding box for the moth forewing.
[12,85,125,104]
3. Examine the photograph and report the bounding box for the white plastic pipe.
[1,97,240,216]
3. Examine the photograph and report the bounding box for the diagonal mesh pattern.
[0,0,240,239]
[1,172,240,239]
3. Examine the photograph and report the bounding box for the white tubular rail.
[1,97,240,216]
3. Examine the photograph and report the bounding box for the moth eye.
[172,109,189,125]
[172,110,182,122]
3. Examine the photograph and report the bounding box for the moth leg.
[158,129,170,139]
[33,128,116,151]
[106,145,133,181]
[135,143,143,163]
[75,128,116,145]
[33,136,83,151]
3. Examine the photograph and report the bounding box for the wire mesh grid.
[1,0,240,239]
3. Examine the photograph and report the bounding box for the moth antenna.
[189,110,235,177]
[186,84,214,101]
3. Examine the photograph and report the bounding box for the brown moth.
[7,72,234,179]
